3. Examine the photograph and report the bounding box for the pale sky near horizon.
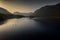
[0,0,60,13]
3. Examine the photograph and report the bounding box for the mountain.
[33,3,60,17]
[0,7,24,25]
[14,12,32,16]
[0,7,10,14]
[31,3,60,23]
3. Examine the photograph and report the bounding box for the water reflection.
[0,18,60,33]
[0,18,60,39]
[0,18,40,32]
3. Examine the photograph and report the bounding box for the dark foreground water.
[0,18,60,40]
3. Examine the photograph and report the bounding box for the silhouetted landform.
[14,12,32,16]
[32,3,60,23]
[0,7,24,25]
[34,3,60,17]
[0,7,11,14]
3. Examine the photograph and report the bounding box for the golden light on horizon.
[0,1,33,13]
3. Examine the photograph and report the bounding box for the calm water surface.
[0,18,60,33]
[0,18,60,39]
[0,18,43,32]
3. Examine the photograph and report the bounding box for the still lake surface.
[0,18,60,39]
[0,18,41,32]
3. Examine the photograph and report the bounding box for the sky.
[0,0,60,13]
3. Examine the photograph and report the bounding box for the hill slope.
[33,3,60,18]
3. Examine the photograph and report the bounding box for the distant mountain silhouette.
[31,3,60,23]
[33,3,60,17]
[14,12,32,16]
[0,7,24,25]
[0,7,10,14]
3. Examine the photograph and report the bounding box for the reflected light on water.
[0,18,37,32]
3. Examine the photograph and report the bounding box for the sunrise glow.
[0,0,33,13]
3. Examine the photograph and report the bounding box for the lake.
[0,18,60,39]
